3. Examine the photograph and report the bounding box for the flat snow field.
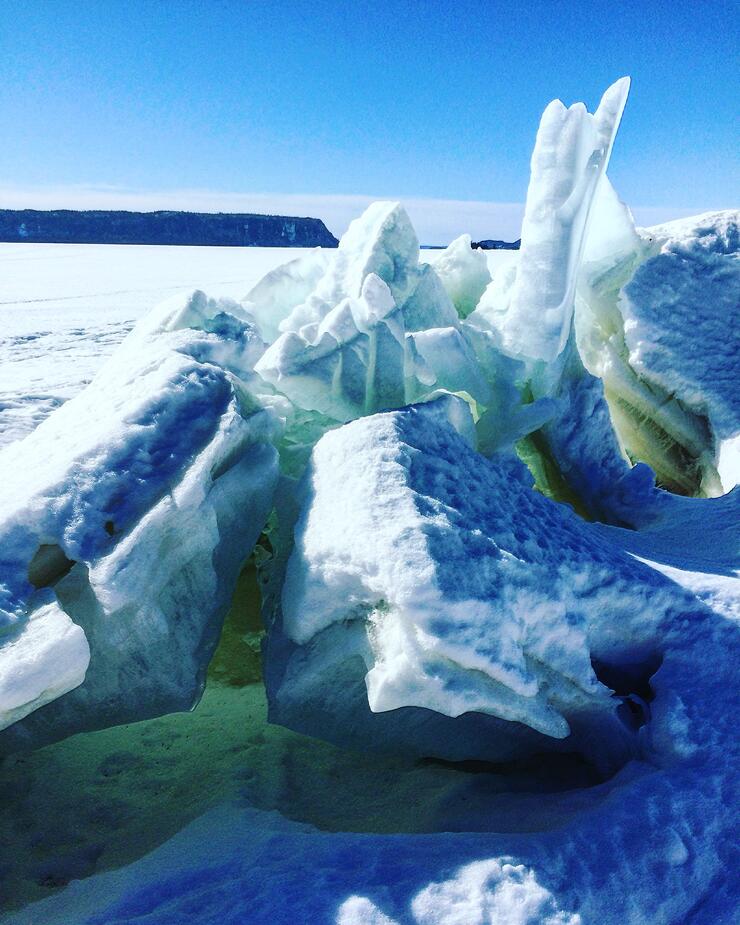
[0,243,516,449]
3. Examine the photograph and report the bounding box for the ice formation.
[254,201,461,423]
[0,291,279,744]
[267,395,669,769]
[427,233,491,319]
[1,76,738,924]
[577,204,739,495]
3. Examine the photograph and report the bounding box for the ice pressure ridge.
[0,75,738,923]
[0,76,737,749]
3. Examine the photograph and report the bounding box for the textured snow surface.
[623,211,740,442]
[270,397,671,764]
[1,76,738,925]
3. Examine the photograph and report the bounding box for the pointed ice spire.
[501,77,631,363]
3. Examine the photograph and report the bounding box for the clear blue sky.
[0,0,736,237]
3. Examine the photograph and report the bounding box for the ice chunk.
[575,203,736,496]
[255,204,459,424]
[265,397,680,767]
[242,247,332,343]
[467,83,714,518]
[0,291,279,746]
[0,602,89,732]
[500,78,630,363]
[621,211,739,482]
[428,233,491,319]
[278,201,426,332]
[255,273,407,422]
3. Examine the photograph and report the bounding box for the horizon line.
[0,183,728,243]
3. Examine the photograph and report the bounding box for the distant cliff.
[0,209,339,247]
[471,238,521,250]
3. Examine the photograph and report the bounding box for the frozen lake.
[0,244,314,447]
[0,242,517,448]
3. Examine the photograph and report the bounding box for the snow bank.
[0,291,279,743]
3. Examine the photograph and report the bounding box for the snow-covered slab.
[0,291,279,745]
[624,210,739,443]
[11,410,737,923]
[264,396,703,769]
[0,602,89,731]
[575,201,738,496]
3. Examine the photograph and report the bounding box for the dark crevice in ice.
[27,544,76,589]
[591,653,662,703]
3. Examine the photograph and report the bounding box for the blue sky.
[0,0,736,240]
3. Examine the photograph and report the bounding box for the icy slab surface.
[265,397,706,768]
[0,602,89,731]
[0,291,279,742]
[242,246,332,343]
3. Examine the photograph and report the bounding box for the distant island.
[422,238,521,251]
[0,209,339,248]
[471,238,521,250]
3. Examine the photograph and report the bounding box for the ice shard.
[500,77,630,364]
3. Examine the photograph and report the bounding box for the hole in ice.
[418,750,606,791]
[590,653,662,703]
[104,520,115,536]
[27,544,76,589]
[206,557,265,687]
[591,653,662,730]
